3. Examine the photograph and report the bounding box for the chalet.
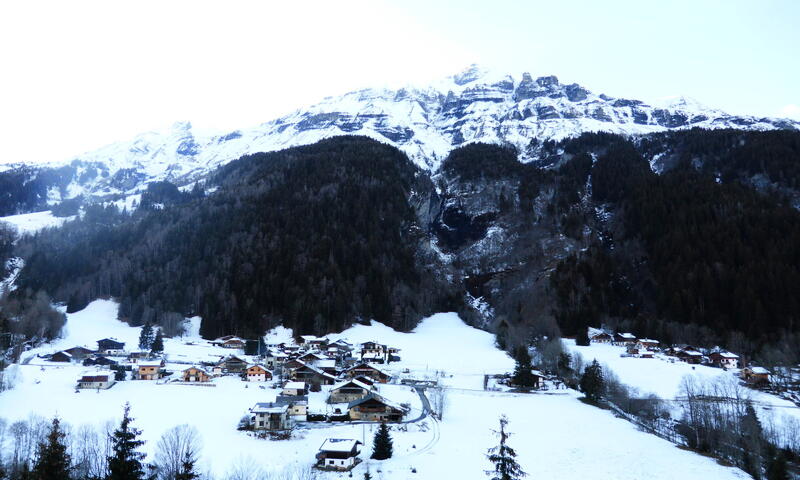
[182,366,211,383]
[211,335,246,349]
[298,352,327,365]
[347,393,406,422]
[742,366,770,385]
[590,332,613,344]
[215,355,248,374]
[316,439,362,471]
[638,339,660,351]
[83,355,118,367]
[298,335,327,349]
[250,403,290,431]
[77,374,115,390]
[136,360,164,380]
[676,350,703,365]
[283,358,306,372]
[329,379,373,404]
[315,359,338,376]
[276,395,308,417]
[345,363,391,384]
[709,351,739,369]
[127,351,151,364]
[613,333,637,346]
[96,338,126,355]
[293,364,337,386]
[50,351,73,363]
[282,381,309,397]
[64,346,95,360]
[246,364,272,382]
[263,350,287,369]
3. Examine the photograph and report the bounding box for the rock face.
[2,64,799,213]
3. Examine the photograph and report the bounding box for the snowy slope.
[0,300,751,479]
[9,65,799,208]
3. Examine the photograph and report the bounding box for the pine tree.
[138,323,153,351]
[765,449,789,480]
[32,417,71,480]
[485,415,526,480]
[579,359,604,403]
[511,347,536,389]
[107,403,147,480]
[174,453,199,480]
[575,326,590,346]
[150,329,164,354]
[371,423,393,460]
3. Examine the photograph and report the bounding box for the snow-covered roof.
[183,366,210,375]
[720,352,739,359]
[331,379,373,392]
[683,351,703,357]
[251,402,288,414]
[319,438,361,453]
[749,367,770,374]
[347,393,406,412]
[617,333,636,339]
[138,360,163,367]
[638,339,659,344]
[247,364,268,371]
[283,381,306,390]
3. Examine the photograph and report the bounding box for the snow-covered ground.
[0,301,751,479]
[565,340,800,425]
[0,210,73,235]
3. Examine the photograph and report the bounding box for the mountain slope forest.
[3,129,800,363]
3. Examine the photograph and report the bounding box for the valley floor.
[0,301,752,479]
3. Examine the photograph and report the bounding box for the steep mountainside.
[1,65,798,216]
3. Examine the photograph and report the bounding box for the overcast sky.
[1,0,798,164]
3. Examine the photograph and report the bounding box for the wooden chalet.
[63,346,95,360]
[709,351,740,369]
[136,360,164,380]
[613,333,637,346]
[50,351,73,363]
[77,374,115,390]
[215,355,248,374]
[345,363,391,384]
[637,339,660,351]
[83,355,118,367]
[676,350,703,365]
[590,332,613,344]
[182,366,211,383]
[96,338,126,355]
[316,439,362,471]
[246,364,272,382]
[292,364,336,386]
[347,393,406,422]
[329,379,373,404]
[741,366,770,385]
[282,381,309,396]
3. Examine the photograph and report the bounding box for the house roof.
[138,360,163,367]
[247,364,269,371]
[183,366,210,375]
[251,402,288,414]
[638,338,659,344]
[616,333,636,339]
[348,363,390,376]
[332,379,373,392]
[749,367,770,374]
[79,375,111,382]
[283,381,307,390]
[347,392,406,412]
[53,351,72,358]
[683,350,703,357]
[720,352,739,359]
[319,438,362,453]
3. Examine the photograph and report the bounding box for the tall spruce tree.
[150,329,164,354]
[173,453,199,480]
[138,323,154,351]
[765,449,789,480]
[107,403,147,480]
[485,415,526,480]
[579,359,605,403]
[511,346,536,389]
[32,417,71,480]
[371,423,393,460]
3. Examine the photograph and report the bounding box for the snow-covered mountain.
[8,65,800,204]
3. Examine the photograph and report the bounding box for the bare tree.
[429,387,448,420]
[154,424,202,480]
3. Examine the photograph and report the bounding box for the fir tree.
[371,423,393,460]
[579,359,605,403]
[174,453,199,480]
[511,346,536,389]
[485,415,526,480]
[575,327,590,346]
[107,403,147,480]
[150,329,164,354]
[138,323,154,351]
[32,417,71,480]
[765,449,789,480]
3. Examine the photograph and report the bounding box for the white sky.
[0,0,798,165]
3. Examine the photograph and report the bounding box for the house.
[638,339,660,351]
[298,335,327,348]
[329,379,373,404]
[136,360,164,380]
[709,351,740,369]
[742,367,770,385]
[282,381,309,397]
[263,350,288,369]
[316,439,362,471]
[211,335,246,349]
[298,352,327,365]
[345,363,391,384]
[352,375,375,387]
[77,374,115,390]
[347,393,406,422]
[293,364,337,386]
[83,355,118,367]
[590,332,613,344]
[96,338,126,355]
[276,395,308,417]
[613,333,637,346]
[182,366,211,383]
[64,346,95,360]
[246,364,272,382]
[676,350,703,365]
[127,351,151,364]
[250,403,290,431]
[50,351,73,363]
[215,355,248,374]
